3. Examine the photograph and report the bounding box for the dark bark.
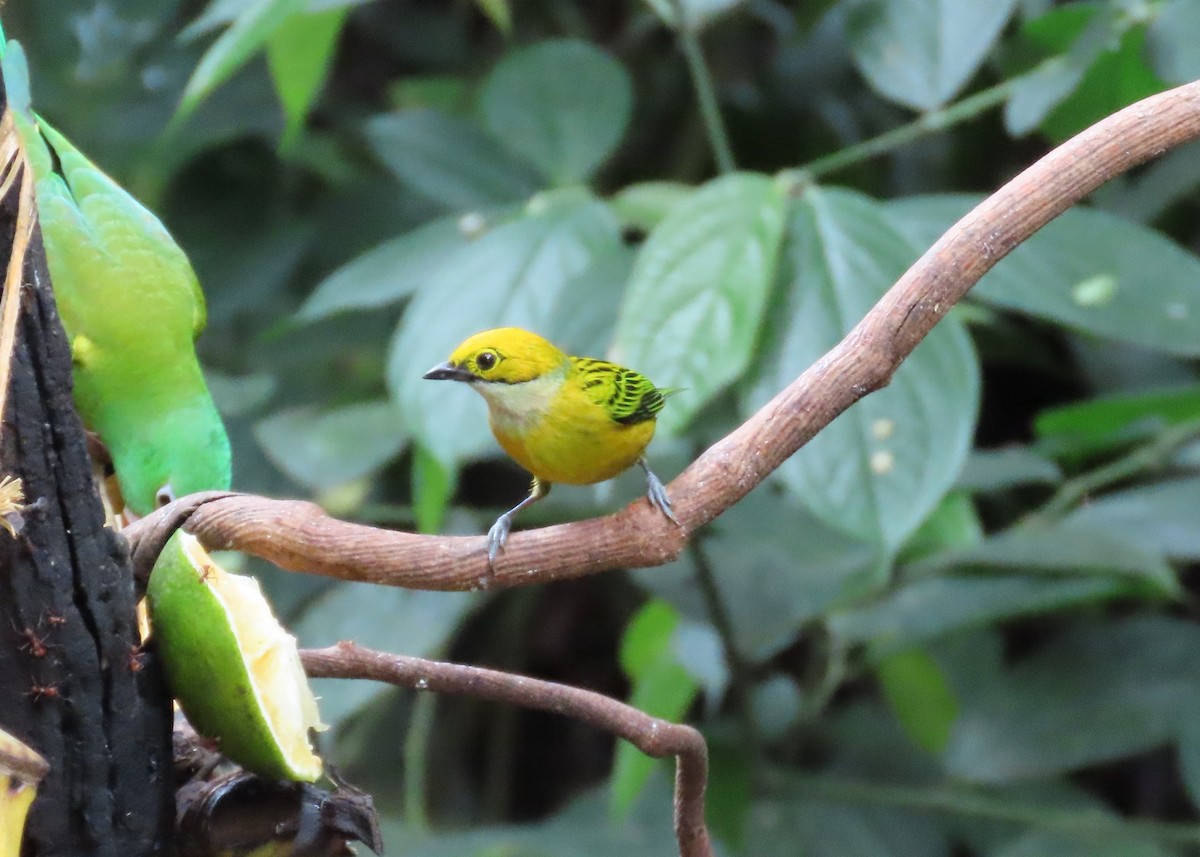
[0,103,173,856]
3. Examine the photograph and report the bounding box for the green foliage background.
[13,0,1200,853]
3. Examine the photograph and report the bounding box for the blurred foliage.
[13,0,1200,853]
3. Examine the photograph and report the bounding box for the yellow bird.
[424,327,678,561]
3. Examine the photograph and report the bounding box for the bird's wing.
[572,358,665,426]
[36,119,208,341]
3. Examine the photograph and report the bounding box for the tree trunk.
[0,83,173,856]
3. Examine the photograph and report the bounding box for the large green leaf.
[743,187,978,552]
[388,193,622,465]
[889,195,1200,356]
[1003,5,1119,137]
[993,834,1175,857]
[1006,5,1165,143]
[298,217,470,321]
[480,39,633,185]
[1033,385,1200,462]
[845,0,1020,111]
[177,0,305,122]
[253,400,408,489]
[749,785,951,857]
[266,5,348,148]
[830,574,1126,650]
[912,521,1180,595]
[613,173,787,434]
[1064,477,1200,561]
[366,109,542,210]
[945,617,1200,783]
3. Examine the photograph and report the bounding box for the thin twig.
[795,78,1016,180]
[0,108,35,437]
[667,0,734,174]
[301,643,713,857]
[123,81,1200,591]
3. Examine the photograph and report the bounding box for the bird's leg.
[639,458,678,524]
[487,477,551,564]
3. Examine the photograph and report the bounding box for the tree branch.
[122,81,1200,590]
[301,643,713,857]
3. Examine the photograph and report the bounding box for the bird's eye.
[476,351,497,371]
[156,485,175,508]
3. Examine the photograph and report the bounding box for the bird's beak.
[423,361,475,382]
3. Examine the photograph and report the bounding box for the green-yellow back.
[18,116,230,515]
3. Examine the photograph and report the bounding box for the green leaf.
[1146,0,1200,84]
[830,574,1125,649]
[1003,5,1117,136]
[749,786,951,857]
[609,182,693,233]
[296,581,477,728]
[956,447,1062,493]
[366,109,542,210]
[266,6,348,149]
[612,600,699,818]
[1034,385,1200,461]
[298,217,470,321]
[613,173,787,434]
[637,492,880,661]
[1064,476,1200,561]
[1035,25,1166,144]
[480,40,633,185]
[945,617,1200,783]
[845,0,1020,111]
[389,193,622,465]
[412,444,454,535]
[619,599,678,678]
[876,647,959,754]
[253,400,408,489]
[994,833,1175,857]
[899,491,983,563]
[547,245,634,359]
[889,195,1200,356]
[913,521,1180,595]
[474,0,512,34]
[177,0,305,124]
[1177,716,1200,812]
[206,370,277,419]
[744,187,979,552]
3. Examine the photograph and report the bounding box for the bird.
[424,327,678,561]
[14,113,230,517]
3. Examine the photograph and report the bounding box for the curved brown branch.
[123,81,1200,590]
[301,643,712,857]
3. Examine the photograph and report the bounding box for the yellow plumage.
[424,327,676,560]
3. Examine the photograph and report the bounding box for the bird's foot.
[486,513,513,565]
[644,467,679,524]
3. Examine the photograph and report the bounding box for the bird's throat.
[475,372,566,434]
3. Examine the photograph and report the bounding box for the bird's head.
[114,397,232,519]
[424,328,569,386]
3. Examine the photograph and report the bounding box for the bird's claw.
[644,469,678,524]
[486,513,512,564]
